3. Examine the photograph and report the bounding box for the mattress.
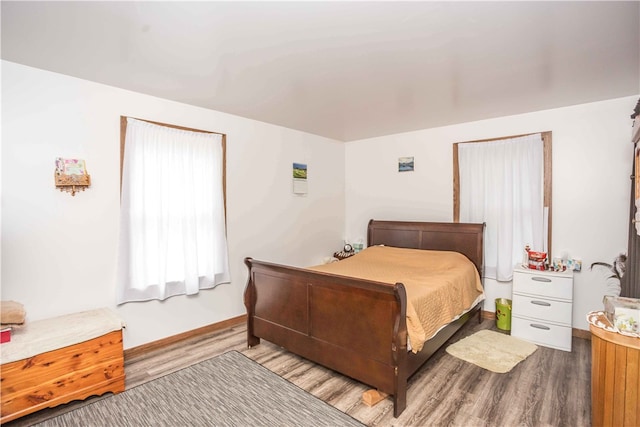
[309,245,484,353]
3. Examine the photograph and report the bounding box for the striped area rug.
[36,351,364,427]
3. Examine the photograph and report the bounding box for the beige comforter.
[309,245,484,353]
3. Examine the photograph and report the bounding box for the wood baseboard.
[481,310,495,320]
[124,314,246,360]
[572,328,591,340]
[483,310,590,340]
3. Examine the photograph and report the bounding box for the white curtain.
[117,118,230,304]
[458,134,544,282]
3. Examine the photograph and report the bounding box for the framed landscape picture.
[293,162,308,194]
[398,156,414,172]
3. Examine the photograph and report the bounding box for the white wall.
[2,59,636,342]
[1,61,345,349]
[345,96,638,330]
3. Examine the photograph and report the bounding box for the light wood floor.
[10,318,592,427]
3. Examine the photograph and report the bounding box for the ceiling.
[2,1,639,141]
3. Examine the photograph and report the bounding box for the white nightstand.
[511,265,574,352]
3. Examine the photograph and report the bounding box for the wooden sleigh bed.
[243,220,485,417]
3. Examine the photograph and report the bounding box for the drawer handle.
[531,300,551,307]
[531,277,552,283]
[530,323,551,330]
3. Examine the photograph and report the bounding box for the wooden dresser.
[590,324,640,427]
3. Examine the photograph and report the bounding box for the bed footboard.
[244,219,485,417]
[244,257,409,415]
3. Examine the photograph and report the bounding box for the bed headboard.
[367,219,485,275]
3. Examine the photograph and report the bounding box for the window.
[117,117,230,303]
[453,132,552,281]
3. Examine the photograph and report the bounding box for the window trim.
[453,131,552,255]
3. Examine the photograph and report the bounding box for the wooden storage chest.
[0,308,125,423]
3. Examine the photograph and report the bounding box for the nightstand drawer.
[512,294,572,325]
[513,269,573,300]
[511,316,572,351]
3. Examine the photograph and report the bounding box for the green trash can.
[495,298,512,331]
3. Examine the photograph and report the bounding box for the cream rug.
[446,330,538,373]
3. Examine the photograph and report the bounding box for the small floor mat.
[446,329,538,373]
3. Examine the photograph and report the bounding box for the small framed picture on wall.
[398,156,414,172]
[293,162,308,195]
